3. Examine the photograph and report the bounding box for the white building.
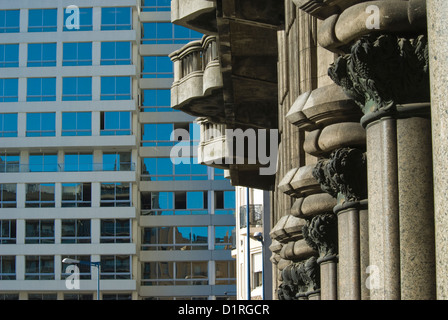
[232,187,272,300]
[0,0,236,300]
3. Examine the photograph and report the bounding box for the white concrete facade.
[232,187,272,300]
[0,0,236,300]
[0,0,139,300]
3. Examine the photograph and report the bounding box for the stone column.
[329,33,434,300]
[313,148,368,300]
[397,115,435,299]
[303,213,338,300]
[427,0,448,300]
[365,117,400,300]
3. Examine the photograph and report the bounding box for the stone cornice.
[316,0,427,52]
[292,0,362,20]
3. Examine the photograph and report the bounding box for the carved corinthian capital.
[303,214,338,263]
[313,147,367,203]
[278,256,321,300]
[328,34,430,115]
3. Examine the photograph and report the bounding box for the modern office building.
[138,0,236,300]
[0,0,236,300]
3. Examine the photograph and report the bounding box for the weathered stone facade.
[170,0,448,299]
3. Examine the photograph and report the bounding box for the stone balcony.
[171,0,217,35]
[196,117,276,190]
[170,35,226,124]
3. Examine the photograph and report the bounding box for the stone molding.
[171,0,217,35]
[316,0,427,52]
[286,84,361,131]
[292,0,362,20]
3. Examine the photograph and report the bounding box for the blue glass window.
[103,152,132,171]
[63,7,93,31]
[27,43,57,67]
[26,113,56,137]
[215,226,235,249]
[27,78,56,101]
[215,190,235,215]
[63,42,92,66]
[0,153,19,173]
[142,89,171,112]
[141,123,173,146]
[101,7,132,30]
[0,113,17,137]
[0,44,19,68]
[62,112,92,136]
[142,157,207,181]
[28,9,57,32]
[100,111,131,136]
[101,42,131,65]
[0,10,20,33]
[142,56,173,78]
[62,77,92,101]
[64,153,93,172]
[29,153,58,172]
[142,22,202,44]
[141,0,171,12]
[100,76,131,100]
[0,79,18,102]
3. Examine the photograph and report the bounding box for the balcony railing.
[239,204,263,229]
[171,36,220,81]
[0,162,136,173]
[169,35,223,119]
[197,117,228,168]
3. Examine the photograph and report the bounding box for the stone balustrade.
[169,36,224,122]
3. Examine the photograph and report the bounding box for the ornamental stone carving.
[278,256,320,300]
[328,34,430,115]
[303,214,338,263]
[312,147,367,203]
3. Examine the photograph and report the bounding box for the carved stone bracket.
[278,256,321,300]
[303,213,338,264]
[328,34,430,116]
[313,147,367,204]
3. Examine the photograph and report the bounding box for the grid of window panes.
[141,0,171,12]
[141,226,208,251]
[141,157,208,181]
[0,5,139,300]
[141,261,208,286]
[140,191,209,216]
[142,22,202,44]
[0,152,136,173]
[140,190,235,216]
[141,122,200,146]
[141,89,174,112]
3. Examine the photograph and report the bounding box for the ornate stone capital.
[313,147,367,203]
[303,214,338,263]
[278,256,320,300]
[328,34,430,115]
